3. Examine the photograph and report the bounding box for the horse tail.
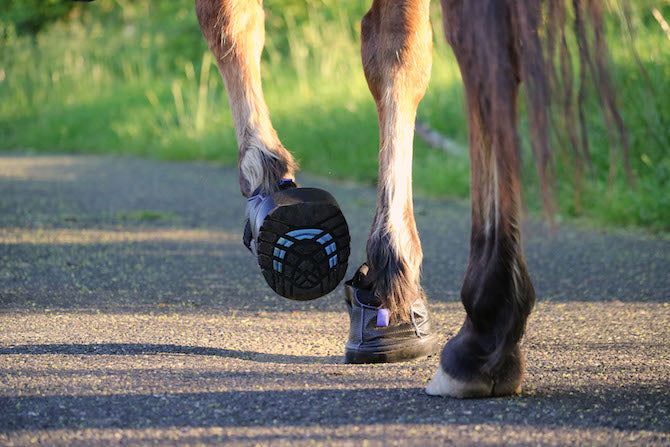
[512,0,634,221]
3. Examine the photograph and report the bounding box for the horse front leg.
[196,0,295,196]
[426,0,536,397]
[196,0,350,300]
[343,0,439,363]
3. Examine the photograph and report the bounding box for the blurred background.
[0,0,668,231]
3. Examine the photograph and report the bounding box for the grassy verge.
[1,1,668,231]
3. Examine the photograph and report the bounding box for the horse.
[194,0,627,398]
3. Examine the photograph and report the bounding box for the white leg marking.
[425,364,492,398]
[371,88,422,281]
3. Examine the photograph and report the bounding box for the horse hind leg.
[195,0,296,197]
[426,0,535,397]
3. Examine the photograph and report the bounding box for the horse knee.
[360,0,432,105]
[196,0,265,60]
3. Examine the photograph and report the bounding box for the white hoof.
[425,364,492,398]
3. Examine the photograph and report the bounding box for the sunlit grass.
[0,228,238,245]
[0,2,667,231]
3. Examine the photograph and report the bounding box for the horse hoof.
[245,183,350,300]
[425,364,494,398]
[426,345,524,398]
[343,265,439,363]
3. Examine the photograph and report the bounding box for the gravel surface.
[0,155,668,446]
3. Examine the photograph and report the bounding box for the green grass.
[0,1,668,232]
[117,210,176,222]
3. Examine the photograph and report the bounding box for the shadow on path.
[0,343,339,365]
[1,384,667,433]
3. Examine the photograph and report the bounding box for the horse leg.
[195,0,295,196]
[426,0,536,397]
[343,0,438,363]
[196,0,350,300]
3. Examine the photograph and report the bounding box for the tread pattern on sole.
[256,205,350,301]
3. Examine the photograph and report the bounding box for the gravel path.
[0,155,668,446]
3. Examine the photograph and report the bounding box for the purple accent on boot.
[377,308,390,327]
[279,178,294,186]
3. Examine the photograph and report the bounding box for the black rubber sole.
[344,333,439,364]
[255,187,350,301]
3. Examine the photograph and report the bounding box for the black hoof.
[343,265,438,364]
[245,184,350,301]
[428,323,524,397]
